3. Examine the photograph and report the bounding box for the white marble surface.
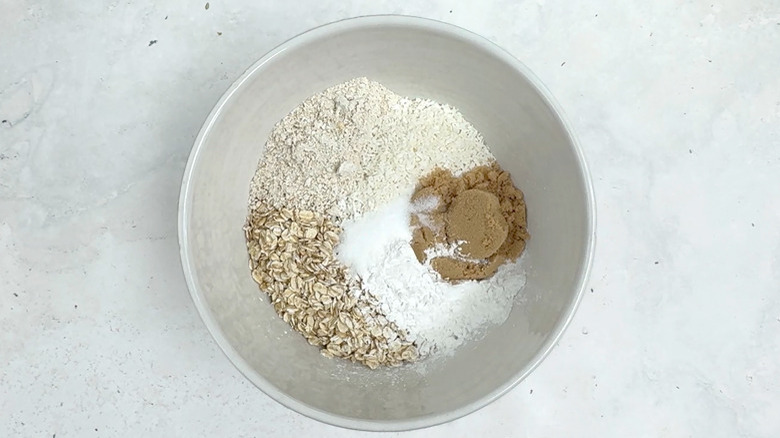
[2,1,779,436]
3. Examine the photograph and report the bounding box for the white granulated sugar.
[250,77,492,220]
[336,188,415,279]
[336,194,527,358]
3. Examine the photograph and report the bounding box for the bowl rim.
[178,14,597,432]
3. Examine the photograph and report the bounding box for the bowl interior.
[180,17,592,430]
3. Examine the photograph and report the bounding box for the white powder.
[249,77,492,220]
[336,189,415,280]
[336,194,527,358]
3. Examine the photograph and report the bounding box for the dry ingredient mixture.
[335,194,528,357]
[245,77,530,369]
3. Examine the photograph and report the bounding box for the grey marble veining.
[1,1,779,436]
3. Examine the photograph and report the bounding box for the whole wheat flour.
[249,77,493,220]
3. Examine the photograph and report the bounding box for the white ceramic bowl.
[179,15,595,431]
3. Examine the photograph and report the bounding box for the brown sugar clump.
[446,189,508,259]
[409,162,529,282]
[430,256,505,282]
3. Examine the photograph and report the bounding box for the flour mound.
[249,77,492,220]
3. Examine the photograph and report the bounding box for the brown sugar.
[430,256,505,283]
[446,189,508,259]
[409,162,529,282]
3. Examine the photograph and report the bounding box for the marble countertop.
[2,1,779,436]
